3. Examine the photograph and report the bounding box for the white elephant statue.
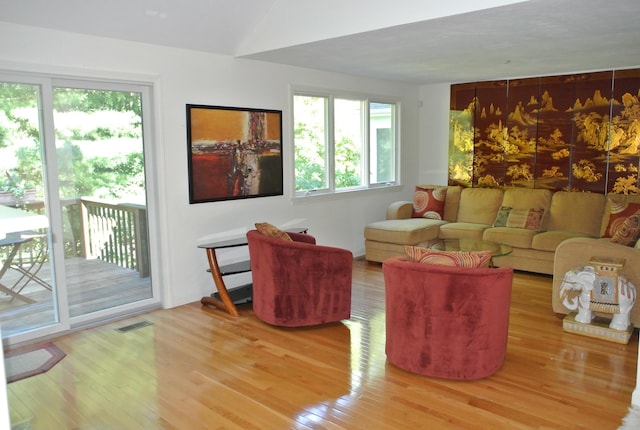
[560,265,637,331]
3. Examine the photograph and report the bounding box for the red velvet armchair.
[246,230,353,327]
[383,256,513,380]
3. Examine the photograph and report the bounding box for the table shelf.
[199,228,307,315]
[206,260,251,276]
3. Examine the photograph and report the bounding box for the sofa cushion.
[411,186,447,219]
[417,184,462,222]
[531,230,592,252]
[501,188,552,210]
[255,222,292,241]
[365,218,444,245]
[456,188,504,225]
[483,227,536,249]
[505,208,546,231]
[548,191,605,236]
[404,246,492,268]
[501,188,551,229]
[493,206,512,227]
[603,199,640,246]
[438,222,490,240]
[610,218,640,246]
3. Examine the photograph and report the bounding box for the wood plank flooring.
[6,259,638,429]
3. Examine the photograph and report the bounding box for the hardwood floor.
[6,259,638,429]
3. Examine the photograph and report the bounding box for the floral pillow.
[492,206,512,227]
[604,201,640,246]
[505,208,545,231]
[405,246,492,268]
[411,186,447,220]
[255,222,292,241]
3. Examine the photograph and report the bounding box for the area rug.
[4,343,66,383]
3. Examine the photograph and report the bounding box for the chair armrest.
[387,201,414,220]
[288,232,316,244]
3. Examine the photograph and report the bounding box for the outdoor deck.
[0,257,152,337]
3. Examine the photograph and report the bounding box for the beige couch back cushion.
[500,188,552,229]
[456,188,504,225]
[548,191,605,236]
[501,188,552,209]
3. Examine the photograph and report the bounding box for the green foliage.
[294,121,326,191]
[1,82,145,202]
[293,111,362,191]
[334,136,361,188]
[54,88,142,117]
[0,84,40,148]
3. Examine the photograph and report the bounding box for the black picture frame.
[186,104,283,203]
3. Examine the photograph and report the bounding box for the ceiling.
[2,0,640,85]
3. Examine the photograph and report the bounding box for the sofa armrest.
[387,201,414,220]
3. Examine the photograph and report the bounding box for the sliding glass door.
[0,81,57,337]
[0,74,157,342]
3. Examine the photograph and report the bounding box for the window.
[293,91,398,195]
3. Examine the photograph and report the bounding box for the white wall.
[0,22,421,308]
[418,84,451,185]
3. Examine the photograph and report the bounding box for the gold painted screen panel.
[449,68,640,194]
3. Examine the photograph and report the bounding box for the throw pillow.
[405,246,492,268]
[493,206,512,227]
[604,201,640,246]
[255,222,292,241]
[411,186,447,219]
[506,208,545,231]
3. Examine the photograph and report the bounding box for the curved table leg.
[201,248,239,316]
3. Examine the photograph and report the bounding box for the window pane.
[0,82,58,336]
[370,102,396,184]
[334,98,363,189]
[52,87,152,317]
[294,95,327,191]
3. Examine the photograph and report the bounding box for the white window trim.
[291,86,401,200]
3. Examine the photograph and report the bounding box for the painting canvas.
[186,104,283,203]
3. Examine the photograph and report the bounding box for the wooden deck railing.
[80,198,149,277]
[2,198,149,277]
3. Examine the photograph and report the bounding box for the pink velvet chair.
[383,256,513,380]
[246,230,353,327]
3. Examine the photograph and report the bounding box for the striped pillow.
[506,208,545,231]
[405,246,492,268]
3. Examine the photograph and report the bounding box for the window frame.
[292,87,400,199]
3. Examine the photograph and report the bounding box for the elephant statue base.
[559,263,637,344]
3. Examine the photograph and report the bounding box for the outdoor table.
[0,205,49,303]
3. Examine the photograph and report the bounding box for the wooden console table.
[199,228,308,316]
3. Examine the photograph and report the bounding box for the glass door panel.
[0,77,155,341]
[52,87,152,318]
[0,82,58,337]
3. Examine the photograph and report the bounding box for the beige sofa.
[364,185,637,273]
[365,185,640,325]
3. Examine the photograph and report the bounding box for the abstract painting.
[186,104,283,203]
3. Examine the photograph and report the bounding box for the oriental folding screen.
[449,68,640,194]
